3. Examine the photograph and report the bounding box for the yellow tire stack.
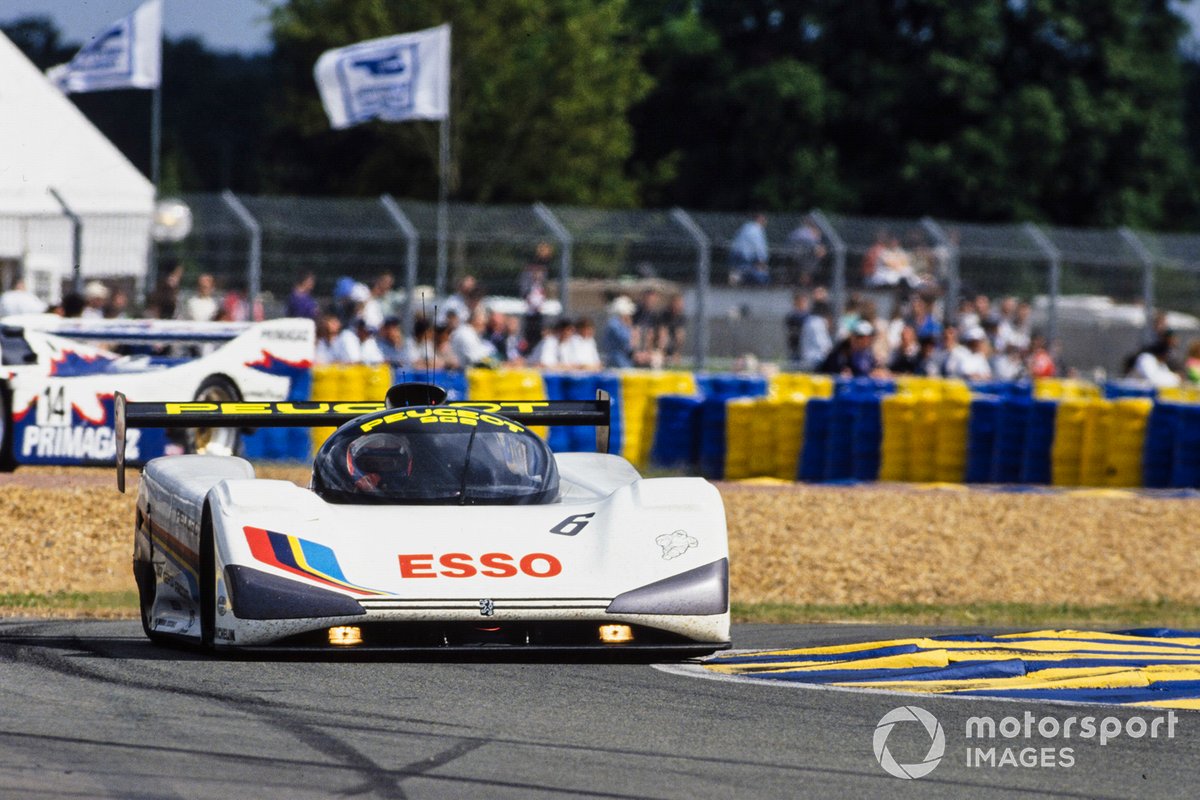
[1106,398,1152,487]
[1077,400,1114,487]
[467,368,548,438]
[620,371,697,468]
[934,381,971,483]
[772,395,808,480]
[723,398,758,480]
[879,393,915,481]
[309,364,393,454]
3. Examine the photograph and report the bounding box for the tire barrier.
[238,364,1200,487]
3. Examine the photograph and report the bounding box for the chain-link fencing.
[18,192,1200,373]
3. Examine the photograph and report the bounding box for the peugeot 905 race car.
[0,315,313,468]
[117,383,730,655]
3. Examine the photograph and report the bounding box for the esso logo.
[398,552,562,579]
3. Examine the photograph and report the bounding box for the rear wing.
[114,391,611,492]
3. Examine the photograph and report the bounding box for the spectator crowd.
[785,288,1058,382]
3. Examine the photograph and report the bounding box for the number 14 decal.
[549,513,594,536]
[39,385,68,426]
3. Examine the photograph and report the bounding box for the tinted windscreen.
[313,412,559,505]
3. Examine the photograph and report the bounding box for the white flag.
[314,24,450,129]
[47,0,162,93]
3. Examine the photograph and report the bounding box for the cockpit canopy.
[311,406,559,505]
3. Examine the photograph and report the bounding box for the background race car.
[0,316,313,468]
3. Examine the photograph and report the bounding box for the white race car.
[0,316,313,468]
[118,383,731,655]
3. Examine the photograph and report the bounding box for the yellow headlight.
[328,626,363,646]
[598,624,634,644]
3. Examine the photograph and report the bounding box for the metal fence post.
[808,209,846,318]
[532,203,573,316]
[1118,227,1157,341]
[921,217,959,322]
[221,190,261,309]
[48,188,83,294]
[670,208,710,370]
[380,194,420,335]
[1023,223,1061,347]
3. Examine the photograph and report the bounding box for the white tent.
[0,31,154,301]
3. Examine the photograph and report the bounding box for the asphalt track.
[0,621,1196,799]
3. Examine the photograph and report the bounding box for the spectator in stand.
[1028,334,1057,378]
[450,308,499,368]
[336,318,384,365]
[915,335,942,377]
[602,295,639,369]
[147,262,183,319]
[786,219,826,286]
[183,274,218,322]
[221,279,261,322]
[1127,334,1181,387]
[314,313,346,364]
[362,273,393,330]
[861,230,887,286]
[376,316,412,370]
[440,275,475,325]
[61,292,85,318]
[909,294,942,341]
[433,324,461,371]
[494,314,526,365]
[871,234,919,289]
[659,294,687,366]
[888,325,923,374]
[82,281,110,319]
[409,317,435,371]
[1186,340,1200,384]
[285,272,319,320]
[954,297,980,332]
[1010,301,1033,351]
[0,275,46,317]
[933,325,959,376]
[562,318,602,371]
[633,288,664,366]
[728,213,770,286]
[947,326,993,381]
[520,244,552,347]
[820,320,879,377]
[799,296,833,372]
[992,342,1026,382]
[104,288,130,319]
[529,318,572,369]
[785,291,811,368]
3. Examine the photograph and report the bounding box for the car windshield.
[312,406,559,505]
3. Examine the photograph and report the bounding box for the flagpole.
[436,117,449,298]
[146,55,163,300]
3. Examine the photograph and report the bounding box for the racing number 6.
[549,513,594,536]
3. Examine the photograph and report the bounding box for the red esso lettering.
[398,552,562,578]
[479,552,517,578]
[438,553,477,578]
[520,553,562,578]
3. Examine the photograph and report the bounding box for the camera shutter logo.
[873,706,945,779]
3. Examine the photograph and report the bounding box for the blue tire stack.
[698,397,728,479]
[799,398,832,482]
[850,393,883,481]
[1143,402,1179,489]
[990,398,1030,483]
[966,396,1001,483]
[1019,399,1057,484]
[1171,405,1200,488]
[651,395,703,470]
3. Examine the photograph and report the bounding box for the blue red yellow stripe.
[243,526,387,596]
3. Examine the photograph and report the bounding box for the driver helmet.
[345,432,413,491]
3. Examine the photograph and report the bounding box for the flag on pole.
[314,24,450,129]
[47,0,162,93]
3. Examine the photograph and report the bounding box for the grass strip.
[733,600,1200,629]
[0,591,138,619]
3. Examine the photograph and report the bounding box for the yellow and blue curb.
[701,630,1200,708]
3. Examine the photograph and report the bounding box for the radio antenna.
[421,292,432,388]
[430,303,439,404]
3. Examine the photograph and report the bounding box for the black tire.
[132,558,167,643]
[188,375,242,456]
[0,385,15,472]
[199,505,216,650]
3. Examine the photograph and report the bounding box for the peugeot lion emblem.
[479,598,495,617]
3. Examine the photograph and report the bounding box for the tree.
[267,0,650,205]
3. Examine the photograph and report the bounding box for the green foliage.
[266,0,650,204]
